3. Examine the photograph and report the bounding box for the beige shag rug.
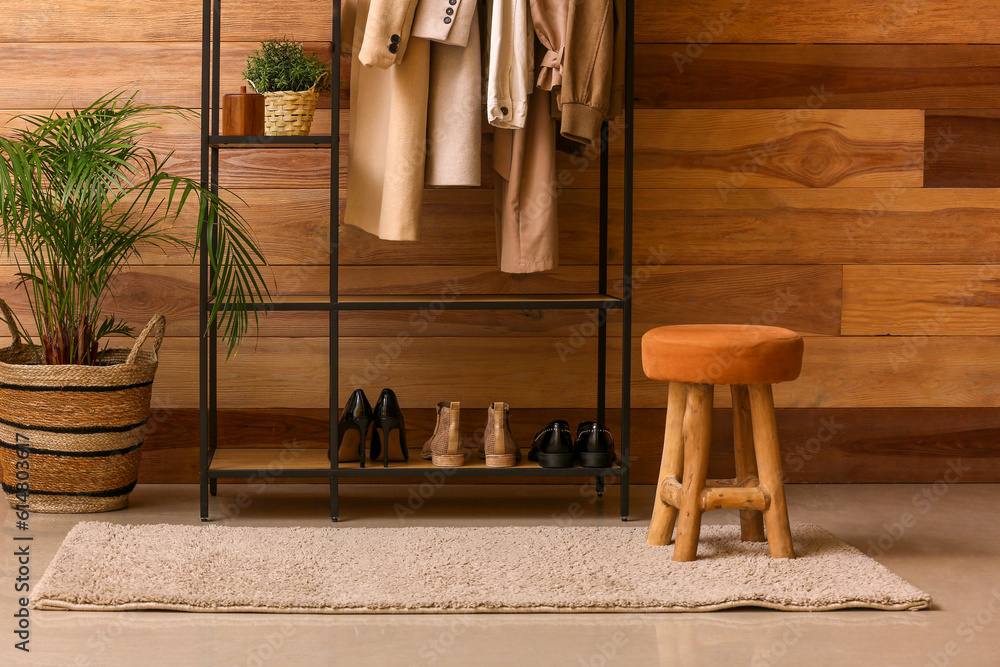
[33,522,930,613]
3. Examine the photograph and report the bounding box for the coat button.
[446,7,454,14]
[388,43,399,53]
[501,107,508,115]
[443,16,452,23]
[390,34,401,43]
[449,0,457,4]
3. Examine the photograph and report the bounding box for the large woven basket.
[264,88,319,136]
[0,303,165,513]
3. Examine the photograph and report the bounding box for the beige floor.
[1,482,998,667]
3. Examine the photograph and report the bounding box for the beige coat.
[531,0,620,147]
[342,0,481,242]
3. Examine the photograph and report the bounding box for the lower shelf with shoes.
[207,447,623,478]
[203,388,629,520]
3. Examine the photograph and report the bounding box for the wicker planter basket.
[264,88,319,136]
[0,304,165,513]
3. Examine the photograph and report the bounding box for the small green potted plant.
[244,38,333,136]
[0,91,270,512]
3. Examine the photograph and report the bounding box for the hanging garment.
[528,0,567,92]
[529,0,619,147]
[343,0,483,240]
[493,87,558,273]
[492,0,624,273]
[557,0,618,146]
[413,0,477,45]
[486,0,535,129]
[344,0,429,241]
[420,2,483,187]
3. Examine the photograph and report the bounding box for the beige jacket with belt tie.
[343,0,481,242]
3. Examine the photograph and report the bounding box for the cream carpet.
[33,522,930,613]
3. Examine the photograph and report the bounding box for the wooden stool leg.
[731,384,765,542]
[673,383,714,562]
[748,384,795,559]
[647,382,687,546]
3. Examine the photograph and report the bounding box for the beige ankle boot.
[421,402,467,467]
[481,402,519,467]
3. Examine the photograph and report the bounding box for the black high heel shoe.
[330,389,373,466]
[369,388,408,467]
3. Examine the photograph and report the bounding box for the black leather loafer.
[530,420,575,468]
[575,422,616,468]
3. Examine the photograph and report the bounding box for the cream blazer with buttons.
[343,0,481,242]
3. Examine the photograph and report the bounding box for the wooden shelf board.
[208,447,622,476]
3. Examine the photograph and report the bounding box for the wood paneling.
[638,45,1000,109]
[0,264,605,338]
[150,337,607,409]
[924,112,1000,187]
[842,265,1000,336]
[632,265,841,335]
[638,0,1000,44]
[768,337,1000,409]
[0,184,615,268]
[139,407,1000,485]
[637,189,1000,265]
[84,334,1000,411]
[0,2,333,42]
[638,110,924,189]
[0,43,333,109]
[340,189,620,266]
[1,263,838,338]
[10,2,1000,46]
[5,1,1000,485]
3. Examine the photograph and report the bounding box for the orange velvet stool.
[641,325,804,561]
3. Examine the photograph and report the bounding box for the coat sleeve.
[358,0,421,68]
[559,0,614,147]
[341,0,357,55]
[412,0,475,46]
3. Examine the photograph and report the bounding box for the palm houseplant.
[244,38,333,136]
[0,92,269,513]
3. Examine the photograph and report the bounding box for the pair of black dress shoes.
[332,388,408,467]
[529,420,617,469]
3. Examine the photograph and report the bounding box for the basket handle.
[0,298,23,346]
[126,313,166,365]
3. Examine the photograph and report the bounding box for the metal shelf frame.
[199,0,634,522]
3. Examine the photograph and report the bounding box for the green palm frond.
[0,90,271,364]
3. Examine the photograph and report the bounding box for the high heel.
[330,389,372,465]
[369,388,407,467]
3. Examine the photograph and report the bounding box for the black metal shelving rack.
[199,0,634,522]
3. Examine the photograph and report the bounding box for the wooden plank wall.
[2,1,999,488]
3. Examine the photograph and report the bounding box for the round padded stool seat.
[642,324,803,385]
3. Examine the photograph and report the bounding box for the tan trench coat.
[343,0,481,242]
[494,0,625,273]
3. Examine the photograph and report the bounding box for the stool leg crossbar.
[647,381,795,562]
